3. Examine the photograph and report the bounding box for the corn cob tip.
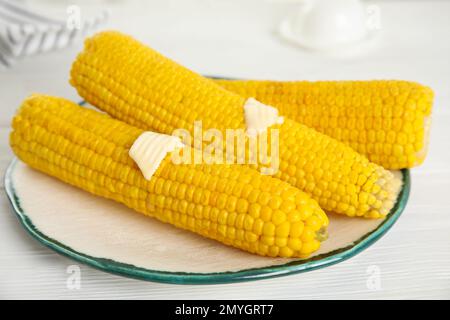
[413,116,432,167]
[315,226,328,242]
[365,169,403,219]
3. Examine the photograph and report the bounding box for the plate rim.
[4,158,410,284]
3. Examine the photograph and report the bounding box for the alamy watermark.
[366,5,382,31]
[170,121,281,175]
[66,265,81,290]
[366,265,382,291]
[67,5,82,30]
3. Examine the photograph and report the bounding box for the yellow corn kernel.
[301,227,315,243]
[300,240,321,255]
[305,215,322,232]
[260,206,272,222]
[263,222,276,236]
[290,221,305,238]
[275,221,291,237]
[287,238,302,251]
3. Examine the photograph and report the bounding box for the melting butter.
[129,132,184,180]
[243,97,284,136]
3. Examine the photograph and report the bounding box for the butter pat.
[129,132,184,180]
[243,98,284,136]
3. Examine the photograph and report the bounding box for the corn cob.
[214,79,434,169]
[70,31,403,219]
[10,94,329,258]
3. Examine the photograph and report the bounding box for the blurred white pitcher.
[279,0,377,52]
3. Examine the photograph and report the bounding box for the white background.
[0,0,449,299]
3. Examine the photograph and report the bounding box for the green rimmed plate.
[4,158,410,285]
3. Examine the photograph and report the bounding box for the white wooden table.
[0,0,449,299]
